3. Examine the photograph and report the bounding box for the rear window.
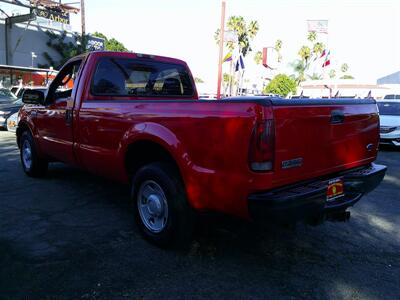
[91,57,194,97]
[377,102,400,116]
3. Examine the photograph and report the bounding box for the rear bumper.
[248,163,387,224]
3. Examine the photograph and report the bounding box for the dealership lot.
[0,130,399,300]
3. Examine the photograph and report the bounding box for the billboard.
[307,20,328,34]
[87,36,105,51]
[32,8,70,25]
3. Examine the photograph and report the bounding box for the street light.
[31,52,37,67]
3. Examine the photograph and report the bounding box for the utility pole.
[216,1,225,100]
[81,0,85,37]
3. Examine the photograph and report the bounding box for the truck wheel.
[131,162,195,248]
[20,131,48,177]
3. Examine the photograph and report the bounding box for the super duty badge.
[282,158,303,169]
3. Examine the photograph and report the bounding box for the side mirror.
[22,89,45,105]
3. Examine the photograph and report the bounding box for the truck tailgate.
[270,99,379,186]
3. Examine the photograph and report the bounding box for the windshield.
[377,102,400,116]
[13,99,23,105]
[0,88,17,102]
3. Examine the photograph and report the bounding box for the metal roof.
[0,64,57,73]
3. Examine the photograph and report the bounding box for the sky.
[57,0,400,89]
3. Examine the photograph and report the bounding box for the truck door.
[35,58,83,165]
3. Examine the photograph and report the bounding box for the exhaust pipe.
[326,210,351,222]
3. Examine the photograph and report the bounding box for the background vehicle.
[6,111,19,132]
[0,99,23,130]
[383,94,400,100]
[377,100,400,147]
[0,88,18,103]
[1,88,47,130]
[17,51,386,247]
[10,86,47,98]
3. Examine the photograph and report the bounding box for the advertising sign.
[32,8,70,25]
[307,20,329,34]
[87,36,105,51]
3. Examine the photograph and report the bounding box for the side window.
[91,57,194,97]
[47,59,82,102]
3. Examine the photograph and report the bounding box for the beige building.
[298,79,395,99]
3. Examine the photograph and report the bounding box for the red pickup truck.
[17,51,386,247]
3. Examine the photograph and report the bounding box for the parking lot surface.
[0,131,399,300]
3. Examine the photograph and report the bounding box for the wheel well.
[125,140,181,179]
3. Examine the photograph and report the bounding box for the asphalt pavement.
[0,130,399,300]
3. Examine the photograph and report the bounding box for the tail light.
[249,119,275,172]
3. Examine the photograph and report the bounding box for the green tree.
[290,32,325,85]
[39,31,88,69]
[264,74,297,97]
[275,39,283,62]
[215,16,259,57]
[223,73,236,94]
[307,31,317,43]
[194,77,204,83]
[329,69,336,79]
[254,51,263,65]
[307,73,323,80]
[313,42,325,56]
[340,74,354,79]
[341,63,349,73]
[290,60,307,85]
[298,45,311,63]
[93,32,128,52]
[339,63,354,79]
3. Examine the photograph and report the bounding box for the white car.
[6,111,19,133]
[377,100,400,147]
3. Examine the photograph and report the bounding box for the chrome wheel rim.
[137,180,169,233]
[22,140,32,170]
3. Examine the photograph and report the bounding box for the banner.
[307,20,328,34]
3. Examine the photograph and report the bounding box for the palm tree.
[298,46,311,64]
[307,73,323,80]
[329,69,336,79]
[215,16,260,57]
[307,31,317,43]
[254,51,263,65]
[291,60,307,85]
[275,39,283,62]
[341,63,349,73]
[313,42,325,57]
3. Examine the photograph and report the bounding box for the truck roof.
[87,51,188,66]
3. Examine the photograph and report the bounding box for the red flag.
[322,50,330,68]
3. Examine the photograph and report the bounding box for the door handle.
[65,109,73,126]
[331,110,345,124]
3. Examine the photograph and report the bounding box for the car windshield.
[13,99,23,105]
[377,102,400,116]
[0,88,17,102]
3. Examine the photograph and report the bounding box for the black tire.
[20,131,48,177]
[131,162,195,248]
